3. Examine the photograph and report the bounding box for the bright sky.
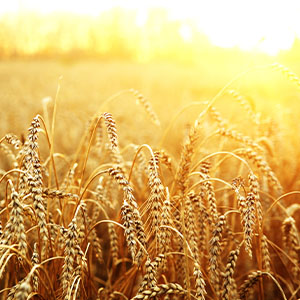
[0,0,299,56]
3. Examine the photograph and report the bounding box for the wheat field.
[1,60,300,300]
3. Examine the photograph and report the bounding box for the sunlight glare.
[1,0,300,56]
[179,24,192,42]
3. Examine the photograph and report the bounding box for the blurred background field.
[1,3,300,132]
[0,5,300,112]
[1,58,299,148]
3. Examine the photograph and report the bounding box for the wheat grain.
[102,112,118,150]
[158,193,172,260]
[282,216,300,278]
[3,133,22,149]
[198,162,219,225]
[0,143,18,168]
[244,192,256,258]
[42,188,79,200]
[271,63,300,88]
[133,283,186,300]
[222,247,240,300]
[261,235,271,272]
[175,119,200,194]
[129,89,160,126]
[237,148,283,193]
[121,200,138,261]
[248,172,262,225]
[23,117,49,247]
[227,89,259,124]
[147,151,164,247]
[108,167,147,263]
[0,185,27,258]
[91,229,104,264]
[108,222,119,265]
[62,162,78,189]
[138,256,157,293]
[209,106,227,128]
[62,218,79,296]
[209,214,226,295]
[134,147,148,189]
[173,204,187,287]
[158,150,173,173]
[153,253,165,277]
[31,242,39,292]
[96,120,104,151]
[205,179,219,226]
[217,128,263,153]
[193,262,206,300]
[14,277,32,300]
[185,192,199,261]
[190,189,209,254]
[239,271,263,300]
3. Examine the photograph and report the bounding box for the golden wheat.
[1,64,300,300]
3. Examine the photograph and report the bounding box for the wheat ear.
[239,271,263,300]
[222,247,240,300]
[282,216,300,278]
[31,242,39,292]
[147,151,164,247]
[130,89,160,126]
[209,214,226,295]
[133,283,186,300]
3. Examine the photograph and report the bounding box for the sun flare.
[0,0,300,57]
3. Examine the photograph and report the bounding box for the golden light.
[179,24,193,42]
[191,0,299,56]
[0,0,300,57]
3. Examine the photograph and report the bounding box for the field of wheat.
[1,59,300,300]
